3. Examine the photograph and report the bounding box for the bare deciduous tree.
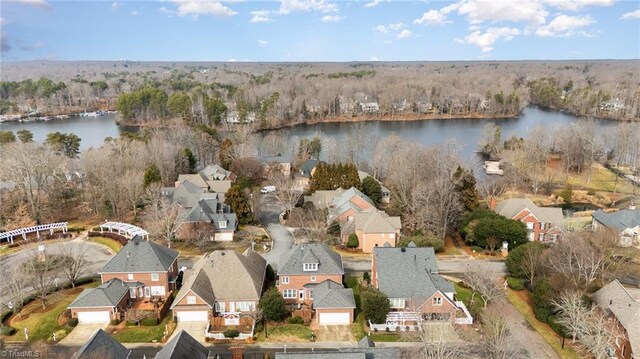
[578,308,626,359]
[481,313,518,359]
[269,173,302,216]
[552,291,591,343]
[23,251,61,309]
[465,265,503,308]
[58,242,89,288]
[144,197,179,248]
[406,323,473,359]
[1,268,28,318]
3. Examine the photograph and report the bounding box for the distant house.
[600,98,625,112]
[71,329,131,359]
[329,187,376,223]
[260,154,291,178]
[294,159,320,191]
[171,250,266,327]
[304,189,344,209]
[372,244,459,322]
[200,164,236,181]
[340,209,402,253]
[416,100,433,114]
[592,209,640,247]
[275,336,400,358]
[492,198,564,242]
[359,102,380,113]
[225,110,256,123]
[278,243,355,325]
[357,170,391,203]
[592,279,639,359]
[155,330,210,359]
[175,165,234,193]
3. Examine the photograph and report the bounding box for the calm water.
[0,108,616,160]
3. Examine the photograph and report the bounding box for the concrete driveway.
[258,193,295,270]
[315,325,355,342]
[170,321,207,343]
[59,323,107,345]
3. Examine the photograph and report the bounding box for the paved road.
[343,257,507,275]
[257,193,295,270]
[0,236,113,306]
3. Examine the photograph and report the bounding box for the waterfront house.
[592,208,640,247]
[491,198,564,242]
[592,279,639,359]
[294,159,320,191]
[328,187,376,223]
[340,209,402,253]
[357,170,391,203]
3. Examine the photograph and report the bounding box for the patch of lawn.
[565,163,635,194]
[9,282,99,342]
[111,317,170,343]
[90,237,122,253]
[454,282,484,317]
[345,276,362,315]
[368,333,404,342]
[257,324,313,341]
[351,313,367,340]
[506,289,581,359]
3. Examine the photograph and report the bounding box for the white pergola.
[99,221,149,240]
[0,222,68,245]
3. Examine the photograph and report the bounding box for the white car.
[260,185,276,194]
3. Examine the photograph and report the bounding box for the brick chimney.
[489,196,497,211]
[229,346,245,359]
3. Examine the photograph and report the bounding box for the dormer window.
[303,263,318,271]
[219,220,227,229]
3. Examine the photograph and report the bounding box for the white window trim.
[433,297,442,306]
[283,289,296,299]
[127,273,134,280]
[281,276,289,284]
[187,296,196,304]
[303,263,318,271]
[151,273,159,282]
[310,276,316,282]
[219,220,227,229]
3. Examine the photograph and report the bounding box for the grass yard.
[564,163,635,194]
[368,333,404,342]
[506,289,582,359]
[257,324,313,342]
[111,317,170,343]
[454,282,485,317]
[90,236,123,253]
[8,281,99,342]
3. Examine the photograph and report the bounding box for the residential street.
[257,193,295,270]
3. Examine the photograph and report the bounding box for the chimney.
[229,346,245,359]
[489,196,497,211]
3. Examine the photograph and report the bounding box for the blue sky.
[1,0,639,61]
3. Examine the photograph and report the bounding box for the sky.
[1,0,639,62]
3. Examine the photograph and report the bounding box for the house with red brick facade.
[492,198,564,242]
[340,209,402,253]
[278,243,355,325]
[328,187,376,223]
[592,279,639,359]
[372,244,459,322]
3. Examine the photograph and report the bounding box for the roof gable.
[72,329,130,359]
[155,330,209,359]
[496,198,563,225]
[593,209,640,232]
[312,280,356,309]
[68,279,129,308]
[100,236,178,274]
[278,243,344,275]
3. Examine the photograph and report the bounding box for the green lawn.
[257,324,313,341]
[111,317,170,343]
[90,237,123,253]
[506,290,581,359]
[454,282,485,317]
[8,282,99,342]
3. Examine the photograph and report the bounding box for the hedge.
[68,318,78,327]
[506,277,525,291]
[548,315,568,338]
[87,231,128,245]
[288,316,304,324]
[223,329,240,339]
[141,317,158,326]
[1,326,17,336]
[110,319,121,326]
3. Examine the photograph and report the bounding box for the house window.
[283,289,296,299]
[281,276,289,284]
[388,233,394,238]
[303,263,318,271]
[219,220,227,229]
[311,276,317,282]
[187,296,196,304]
[389,298,405,309]
[526,222,534,230]
[540,222,546,229]
[309,290,314,300]
[236,302,254,312]
[433,297,442,306]
[538,233,545,241]
[127,274,134,280]
[151,273,159,281]
[215,301,225,312]
[151,286,165,296]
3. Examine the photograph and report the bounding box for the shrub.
[505,242,544,279]
[126,320,138,326]
[347,234,359,248]
[506,277,525,291]
[51,329,67,342]
[586,189,596,196]
[223,329,240,339]
[259,287,288,322]
[1,326,17,336]
[548,315,568,337]
[141,317,158,326]
[67,226,86,233]
[362,272,371,284]
[559,187,573,203]
[397,235,444,252]
[362,287,391,324]
[110,319,121,326]
[288,316,304,324]
[68,318,78,327]
[532,279,555,323]
[471,246,484,253]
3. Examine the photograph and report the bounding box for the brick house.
[67,279,130,324]
[171,249,266,325]
[492,198,564,242]
[592,279,639,359]
[328,187,376,223]
[592,209,640,247]
[340,209,402,253]
[277,243,355,325]
[372,244,458,321]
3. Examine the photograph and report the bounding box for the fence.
[454,301,473,325]
[205,321,255,341]
[0,222,68,244]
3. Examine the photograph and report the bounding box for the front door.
[299,290,304,300]
[229,302,235,312]
[144,287,150,298]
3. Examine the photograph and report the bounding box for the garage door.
[318,312,350,325]
[176,311,208,322]
[77,311,110,323]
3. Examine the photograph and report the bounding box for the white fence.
[204,322,254,340]
[454,301,473,325]
[0,222,68,244]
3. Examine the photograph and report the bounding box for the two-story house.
[277,243,355,325]
[592,209,640,247]
[492,198,564,242]
[372,244,459,322]
[171,249,266,326]
[176,164,234,194]
[293,159,320,191]
[328,187,376,223]
[340,209,402,253]
[592,279,639,359]
[68,236,179,323]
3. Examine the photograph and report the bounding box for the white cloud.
[414,9,451,25]
[456,0,548,26]
[278,0,338,15]
[535,14,595,37]
[621,9,640,19]
[250,10,273,23]
[4,0,52,10]
[321,15,341,22]
[111,2,122,11]
[130,10,139,16]
[388,22,404,30]
[257,39,268,47]
[364,0,383,8]
[375,22,404,34]
[375,25,389,33]
[456,26,520,52]
[397,29,413,39]
[543,0,614,11]
[370,56,380,61]
[166,0,237,17]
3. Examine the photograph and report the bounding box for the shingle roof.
[373,246,454,300]
[207,180,232,194]
[172,249,266,308]
[495,198,564,225]
[297,160,320,178]
[592,209,640,232]
[72,329,130,359]
[68,279,129,308]
[304,189,344,209]
[311,280,356,309]
[332,187,375,211]
[176,196,237,231]
[200,165,233,181]
[99,236,178,274]
[353,210,401,233]
[154,330,209,359]
[164,180,206,208]
[592,279,640,355]
[177,174,209,190]
[278,243,344,276]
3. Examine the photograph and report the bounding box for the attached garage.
[77,311,111,323]
[175,310,209,322]
[318,312,351,325]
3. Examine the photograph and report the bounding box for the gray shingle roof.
[311,280,356,309]
[278,243,344,276]
[164,180,206,208]
[495,198,564,225]
[68,279,129,308]
[154,330,209,359]
[72,329,130,359]
[373,246,454,300]
[99,236,178,274]
[177,197,237,231]
[592,209,640,232]
[200,164,233,181]
[331,187,375,216]
[297,159,320,178]
[592,279,640,355]
[353,210,401,233]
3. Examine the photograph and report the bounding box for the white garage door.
[318,312,350,325]
[77,311,110,323]
[176,311,208,322]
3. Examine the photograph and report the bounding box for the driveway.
[315,325,355,342]
[59,323,107,345]
[258,193,295,270]
[170,321,207,343]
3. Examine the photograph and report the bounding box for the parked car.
[261,185,276,194]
